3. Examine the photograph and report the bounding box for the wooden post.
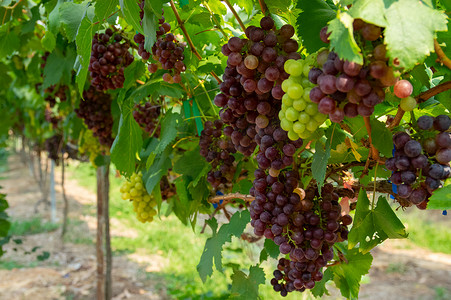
[96,163,112,300]
[50,159,56,223]
[61,150,69,238]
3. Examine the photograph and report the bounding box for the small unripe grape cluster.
[134,2,186,84]
[311,21,405,122]
[386,115,451,209]
[45,134,62,163]
[215,16,298,155]
[75,86,114,147]
[120,172,157,223]
[132,102,161,136]
[199,120,237,189]
[280,57,327,140]
[79,128,104,166]
[89,28,134,91]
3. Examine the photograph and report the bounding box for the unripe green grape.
[282,94,294,106]
[280,118,292,131]
[302,87,311,100]
[281,78,292,92]
[293,99,307,111]
[278,110,285,120]
[285,107,300,121]
[305,103,318,115]
[299,130,312,139]
[284,59,296,73]
[293,121,306,134]
[306,121,318,132]
[302,63,311,77]
[287,84,303,98]
[288,130,298,141]
[298,112,310,124]
[400,96,416,111]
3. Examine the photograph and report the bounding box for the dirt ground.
[1,154,451,300]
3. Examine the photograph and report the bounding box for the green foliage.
[0,189,10,257]
[197,211,250,282]
[349,190,407,253]
[428,184,451,209]
[328,12,363,64]
[311,139,331,192]
[229,265,265,300]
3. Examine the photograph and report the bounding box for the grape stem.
[434,39,451,70]
[222,0,246,32]
[388,107,405,129]
[2,0,23,25]
[258,0,268,15]
[202,1,228,37]
[93,9,120,25]
[169,0,222,84]
[363,116,380,161]
[208,192,255,203]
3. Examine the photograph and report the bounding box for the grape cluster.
[199,120,237,189]
[45,107,61,128]
[89,28,134,91]
[120,172,157,223]
[79,128,104,166]
[75,86,114,147]
[280,57,327,140]
[250,179,351,296]
[44,85,68,108]
[214,17,298,155]
[45,134,62,162]
[310,21,407,122]
[135,3,186,83]
[386,115,451,209]
[133,102,161,136]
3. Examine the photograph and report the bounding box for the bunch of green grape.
[79,129,103,166]
[279,56,327,140]
[120,172,157,223]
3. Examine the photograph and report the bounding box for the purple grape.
[417,115,434,130]
[404,140,422,157]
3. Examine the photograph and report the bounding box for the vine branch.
[258,0,267,15]
[169,0,222,84]
[363,116,380,161]
[222,0,246,32]
[389,80,451,128]
[208,193,255,204]
[434,39,451,70]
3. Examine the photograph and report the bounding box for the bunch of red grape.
[89,28,134,91]
[199,120,237,189]
[250,178,351,295]
[134,3,186,84]
[310,21,410,122]
[132,102,161,136]
[386,115,451,209]
[75,86,114,147]
[45,134,62,162]
[214,17,299,155]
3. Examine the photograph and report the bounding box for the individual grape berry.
[434,115,451,131]
[400,96,416,111]
[394,80,413,98]
[417,115,434,130]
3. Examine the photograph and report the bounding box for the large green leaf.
[59,2,88,42]
[119,0,143,34]
[95,0,118,23]
[312,138,331,192]
[328,11,363,64]
[0,27,20,57]
[296,0,336,53]
[75,17,98,95]
[197,210,250,282]
[331,248,373,299]
[384,0,448,70]
[348,190,407,253]
[348,0,387,27]
[110,98,143,177]
[230,265,265,300]
[143,1,157,52]
[370,119,393,158]
[428,184,451,210]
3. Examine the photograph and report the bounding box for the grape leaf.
[41,31,56,52]
[173,146,209,180]
[59,2,88,42]
[43,49,76,90]
[75,16,97,95]
[123,60,146,90]
[119,0,143,34]
[348,190,407,253]
[143,1,157,52]
[230,265,265,300]
[147,0,168,15]
[428,184,451,210]
[384,0,448,70]
[296,0,336,53]
[94,0,118,23]
[311,268,334,297]
[370,119,392,157]
[143,146,172,195]
[328,11,363,64]
[348,0,387,27]
[154,109,182,155]
[0,28,19,57]
[312,139,331,192]
[263,238,279,260]
[110,98,143,178]
[197,210,250,282]
[330,248,373,299]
